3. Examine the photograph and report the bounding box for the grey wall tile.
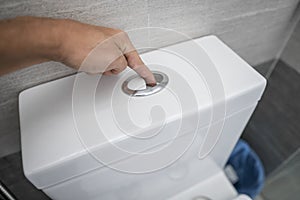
[0,0,299,157]
[0,129,20,158]
[207,0,299,20]
[0,0,148,26]
[0,62,75,105]
[211,5,296,65]
[148,1,297,65]
[281,17,300,73]
[253,60,275,77]
[148,0,209,37]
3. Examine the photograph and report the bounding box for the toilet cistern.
[19,35,266,200]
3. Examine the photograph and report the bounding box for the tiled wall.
[281,7,300,73]
[0,0,299,157]
[241,5,300,176]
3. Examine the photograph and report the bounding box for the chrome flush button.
[122,71,169,97]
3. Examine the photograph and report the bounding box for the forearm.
[0,16,156,84]
[0,16,62,75]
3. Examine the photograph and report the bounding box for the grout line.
[265,5,300,79]
[217,5,294,24]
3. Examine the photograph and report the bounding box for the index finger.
[124,50,156,86]
[112,31,156,86]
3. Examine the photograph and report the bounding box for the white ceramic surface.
[19,35,265,199]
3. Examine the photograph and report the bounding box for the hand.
[56,19,156,85]
[0,17,156,85]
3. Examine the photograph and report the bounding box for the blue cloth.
[226,139,265,198]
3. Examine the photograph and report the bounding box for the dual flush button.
[122,71,169,97]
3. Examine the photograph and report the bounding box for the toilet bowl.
[19,35,266,200]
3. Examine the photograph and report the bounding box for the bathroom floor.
[243,60,300,175]
[0,60,299,200]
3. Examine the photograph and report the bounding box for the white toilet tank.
[19,35,266,200]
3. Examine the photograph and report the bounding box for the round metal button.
[122,71,169,97]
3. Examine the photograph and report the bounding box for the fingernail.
[146,83,157,87]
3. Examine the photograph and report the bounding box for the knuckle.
[121,57,128,66]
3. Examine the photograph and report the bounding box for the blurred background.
[0,0,299,199]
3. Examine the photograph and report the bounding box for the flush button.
[122,71,169,97]
[127,76,147,91]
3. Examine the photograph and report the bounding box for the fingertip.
[146,82,157,87]
[144,74,157,86]
[103,71,113,76]
[122,47,157,86]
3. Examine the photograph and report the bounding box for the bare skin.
[0,16,156,85]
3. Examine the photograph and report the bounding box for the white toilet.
[19,35,266,200]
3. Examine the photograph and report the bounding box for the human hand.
[56,19,156,85]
